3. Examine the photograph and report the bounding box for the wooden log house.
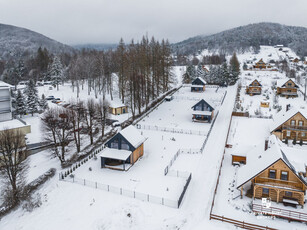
[237,136,307,207]
[191,99,214,123]
[246,79,262,95]
[271,108,307,142]
[276,79,299,98]
[100,125,146,171]
[109,101,128,115]
[253,59,267,69]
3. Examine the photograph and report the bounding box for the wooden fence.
[210,214,277,230]
[232,111,249,117]
[252,203,307,223]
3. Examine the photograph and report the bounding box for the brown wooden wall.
[131,143,144,164]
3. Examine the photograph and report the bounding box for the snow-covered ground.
[213,116,307,230]
[0,83,238,230]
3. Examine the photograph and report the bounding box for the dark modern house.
[191,99,214,123]
[191,77,206,92]
[100,125,146,171]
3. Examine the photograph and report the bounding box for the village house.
[109,101,128,115]
[276,79,299,98]
[270,108,307,142]
[237,135,307,207]
[191,77,206,92]
[191,99,214,123]
[100,125,146,171]
[246,79,262,95]
[292,58,300,63]
[253,59,267,70]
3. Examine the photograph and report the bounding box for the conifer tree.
[39,94,48,111]
[15,89,26,117]
[48,56,64,91]
[25,79,39,116]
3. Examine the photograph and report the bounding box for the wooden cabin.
[276,79,298,98]
[100,125,146,171]
[109,101,128,115]
[191,77,206,92]
[246,79,262,95]
[253,59,267,69]
[292,58,300,63]
[260,99,269,108]
[191,99,214,123]
[271,108,307,142]
[237,136,307,207]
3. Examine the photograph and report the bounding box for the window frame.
[262,188,269,195]
[280,171,289,181]
[269,169,276,179]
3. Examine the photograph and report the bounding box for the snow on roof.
[0,81,13,88]
[99,147,131,161]
[237,135,307,188]
[248,79,262,86]
[191,85,205,88]
[270,107,307,132]
[196,77,207,84]
[0,119,30,132]
[277,78,298,88]
[119,125,146,149]
[230,144,254,157]
[109,100,126,108]
[192,110,212,116]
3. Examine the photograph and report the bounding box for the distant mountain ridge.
[0,23,75,59]
[173,22,307,57]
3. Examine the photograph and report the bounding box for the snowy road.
[179,85,237,229]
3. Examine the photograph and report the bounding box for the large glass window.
[121,141,130,150]
[281,171,288,181]
[110,139,119,149]
[269,170,276,179]
[285,191,292,197]
[298,121,303,127]
[286,131,291,137]
[290,120,296,126]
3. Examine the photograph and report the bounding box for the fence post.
[95,182,97,189]
[134,191,135,198]
[84,179,85,185]
[162,198,164,205]
[120,188,122,195]
[242,221,244,228]
[108,185,109,191]
[147,194,149,202]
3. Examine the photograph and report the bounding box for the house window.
[110,139,119,149]
[269,169,276,179]
[285,191,292,197]
[287,83,292,86]
[286,131,291,137]
[281,171,288,181]
[121,141,130,151]
[302,132,305,137]
[262,188,269,195]
[298,121,303,127]
[290,120,296,126]
[195,105,202,111]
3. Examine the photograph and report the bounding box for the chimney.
[264,139,269,151]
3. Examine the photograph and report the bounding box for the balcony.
[254,177,304,191]
[280,92,298,96]
[282,125,307,131]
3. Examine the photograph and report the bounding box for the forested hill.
[0,23,75,59]
[173,22,307,57]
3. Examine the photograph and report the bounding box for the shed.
[109,101,128,115]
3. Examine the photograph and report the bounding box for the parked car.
[51,98,61,103]
[46,96,55,100]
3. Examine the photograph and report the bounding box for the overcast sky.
[0,0,307,45]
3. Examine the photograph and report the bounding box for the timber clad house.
[271,108,307,142]
[237,135,307,207]
[100,125,146,171]
[246,79,262,95]
[276,79,299,98]
[191,77,206,92]
[191,99,214,123]
[253,59,267,69]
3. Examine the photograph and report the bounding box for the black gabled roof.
[281,79,299,88]
[249,79,262,87]
[191,99,214,110]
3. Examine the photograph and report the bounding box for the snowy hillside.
[0,23,75,59]
[173,22,307,56]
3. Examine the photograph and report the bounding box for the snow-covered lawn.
[212,116,307,229]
